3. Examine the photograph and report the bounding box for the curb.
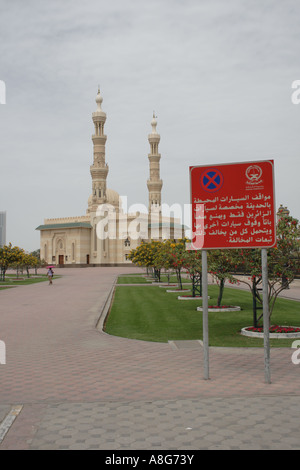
[95,280,117,332]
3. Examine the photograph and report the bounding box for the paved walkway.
[0,267,299,450]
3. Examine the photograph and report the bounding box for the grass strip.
[105,284,300,347]
[0,275,60,286]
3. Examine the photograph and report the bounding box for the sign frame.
[189,160,276,250]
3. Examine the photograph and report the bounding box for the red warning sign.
[189,160,276,249]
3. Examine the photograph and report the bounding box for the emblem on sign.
[245,165,263,185]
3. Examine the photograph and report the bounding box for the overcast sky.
[0,0,299,252]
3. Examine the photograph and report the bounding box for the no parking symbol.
[200,169,224,192]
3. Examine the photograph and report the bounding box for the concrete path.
[0,267,299,450]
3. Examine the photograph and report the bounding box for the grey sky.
[0,0,299,251]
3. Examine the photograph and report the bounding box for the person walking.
[47,267,54,285]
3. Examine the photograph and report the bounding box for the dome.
[106,188,120,207]
[87,189,122,211]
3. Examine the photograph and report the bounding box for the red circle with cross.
[200,169,224,192]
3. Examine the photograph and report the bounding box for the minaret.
[147,112,163,212]
[88,88,109,212]
[147,113,163,239]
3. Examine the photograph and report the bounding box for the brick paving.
[0,267,299,450]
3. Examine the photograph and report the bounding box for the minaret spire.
[151,111,157,132]
[147,113,163,210]
[88,88,109,212]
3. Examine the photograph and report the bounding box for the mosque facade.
[36,90,184,266]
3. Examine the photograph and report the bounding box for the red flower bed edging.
[247,325,300,334]
[241,326,300,339]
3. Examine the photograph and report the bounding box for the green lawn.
[104,284,300,347]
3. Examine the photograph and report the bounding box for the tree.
[236,207,300,325]
[128,241,163,280]
[160,239,188,290]
[22,253,39,278]
[208,249,240,306]
[0,243,25,281]
[30,250,44,274]
[182,249,202,297]
[30,249,40,259]
[128,239,190,289]
[266,208,299,314]
[148,241,164,281]
[235,249,263,327]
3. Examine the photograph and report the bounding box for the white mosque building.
[36,89,184,266]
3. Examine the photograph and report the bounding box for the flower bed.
[241,325,300,339]
[249,325,300,334]
[197,306,241,312]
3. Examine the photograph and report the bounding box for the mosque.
[36,89,184,266]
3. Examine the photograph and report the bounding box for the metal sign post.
[202,250,209,380]
[262,248,271,383]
